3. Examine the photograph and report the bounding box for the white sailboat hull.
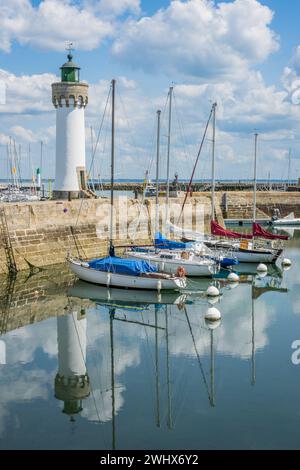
[125,251,218,277]
[234,249,281,263]
[167,221,282,263]
[273,219,300,227]
[68,281,187,305]
[68,258,186,291]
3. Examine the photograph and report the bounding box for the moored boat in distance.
[272,212,300,227]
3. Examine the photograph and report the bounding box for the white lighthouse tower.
[52,46,89,200]
[55,308,90,420]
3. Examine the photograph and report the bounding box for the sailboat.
[68,80,186,291]
[124,102,220,277]
[271,211,300,227]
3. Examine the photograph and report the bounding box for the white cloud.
[88,0,141,17]
[112,0,279,79]
[0,0,114,53]
[10,125,38,143]
[0,68,55,114]
[282,46,300,106]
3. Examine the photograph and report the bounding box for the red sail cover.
[253,223,289,240]
[211,221,253,239]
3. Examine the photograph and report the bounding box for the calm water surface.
[1,231,300,450]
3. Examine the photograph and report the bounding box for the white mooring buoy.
[205,307,221,322]
[208,296,220,306]
[257,263,268,273]
[227,272,240,283]
[206,286,220,298]
[228,281,239,290]
[205,318,221,330]
[282,258,292,268]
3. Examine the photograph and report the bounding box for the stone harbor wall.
[0,264,93,334]
[0,191,299,275]
[0,195,214,274]
[221,192,300,219]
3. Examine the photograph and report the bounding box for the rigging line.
[173,92,192,174]
[131,94,170,242]
[98,96,112,184]
[76,307,108,416]
[69,305,108,449]
[177,105,214,224]
[129,117,158,242]
[140,310,156,369]
[183,305,211,403]
[15,141,23,187]
[73,85,112,235]
[142,115,158,185]
[89,86,112,177]
[139,310,157,412]
[116,87,139,165]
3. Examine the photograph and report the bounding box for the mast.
[40,141,43,187]
[165,306,172,429]
[251,283,256,386]
[166,87,173,220]
[155,110,161,234]
[155,305,161,428]
[211,103,217,221]
[210,329,215,407]
[109,79,116,256]
[110,308,116,450]
[90,126,95,193]
[287,148,292,188]
[253,133,258,224]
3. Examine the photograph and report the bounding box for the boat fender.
[176,266,186,278]
[106,273,111,288]
[157,280,162,292]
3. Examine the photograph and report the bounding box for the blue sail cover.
[155,232,193,250]
[88,256,158,276]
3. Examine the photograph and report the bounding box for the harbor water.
[0,231,300,450]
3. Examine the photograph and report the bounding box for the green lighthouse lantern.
[60,49,80,83]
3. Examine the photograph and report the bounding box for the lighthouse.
[52,47,89,200]
[55,308,90,420]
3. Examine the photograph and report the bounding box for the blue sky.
[0,0,300,181]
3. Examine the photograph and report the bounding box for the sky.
[0,0,300,181]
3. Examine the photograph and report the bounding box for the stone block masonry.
[220,191,300,219]
[3,191,298,275]
[0,196,215,275]
[0,264,92,334]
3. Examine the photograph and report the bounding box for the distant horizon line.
[0,178,298,184]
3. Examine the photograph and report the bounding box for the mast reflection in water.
[0,246,298,450]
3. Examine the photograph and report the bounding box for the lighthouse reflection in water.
[1,235,300,450]
[55,307,90,420]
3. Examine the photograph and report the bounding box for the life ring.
[176,266,186,278]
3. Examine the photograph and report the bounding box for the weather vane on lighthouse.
[65,41,74,60]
